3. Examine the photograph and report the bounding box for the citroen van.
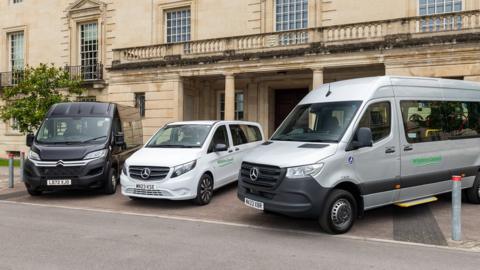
[121,121,264,205]
[238,76,480,234]
[24,102,143,196]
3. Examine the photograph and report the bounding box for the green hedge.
[0,159,20,167]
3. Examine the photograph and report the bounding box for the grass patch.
[0,159,20,167]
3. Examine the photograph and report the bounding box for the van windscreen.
[146,124,211,148]
[36,117,111,144]
[271,101,362,143]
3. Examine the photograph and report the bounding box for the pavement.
[1,202,479,270]
[0,166,20,193]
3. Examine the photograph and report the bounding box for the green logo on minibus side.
[411,156,442,167]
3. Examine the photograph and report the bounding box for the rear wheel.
[194,174,213,206]
[319,189,357,234]
[104,168,117,195]
[466,172,480,204]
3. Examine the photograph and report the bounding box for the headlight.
[83,149,107,160]
[28,150,40,161]
[286,163,324,179]
[122,164,128,176]
[171,160,197,178]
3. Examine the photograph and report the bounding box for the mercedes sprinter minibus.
[24,102,143,196]
[238,76,480,234]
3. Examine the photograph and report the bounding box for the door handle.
[235,147,240,151]
[385,147,395,154]
[403,145,413,151]
[228,149,233,153]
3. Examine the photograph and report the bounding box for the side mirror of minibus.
[114,132,125,146]
[26,134,34,147]
[350,127,373,150]
[214,143,228,152]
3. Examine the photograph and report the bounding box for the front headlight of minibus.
[28,150,40,161]
[122,164,128,176]
[83,149,107,160]
[171,160,197,178]
[286,163,324,179]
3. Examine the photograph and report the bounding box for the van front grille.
[125,188,169,197]
[240,162,283,188]
[129,166,170,181]
[39,166,82,177]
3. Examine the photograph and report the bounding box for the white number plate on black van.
[244,198,264,210]
[47,179,72,186]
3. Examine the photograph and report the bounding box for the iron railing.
[65,63,104,81]
[0,71,24,88]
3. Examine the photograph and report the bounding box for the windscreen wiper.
[81,136,107,143]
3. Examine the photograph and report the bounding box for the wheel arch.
[333,181,364,217]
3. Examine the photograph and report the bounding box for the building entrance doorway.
[274,88,309,129]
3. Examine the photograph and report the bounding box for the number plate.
[244,198,264,210]
[47,179,72,186]
[135,184,155,190]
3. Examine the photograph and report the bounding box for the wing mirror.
[26,134,35,147]
[214,143,228,152]
[349,127,373,150]
[114,132,125,146]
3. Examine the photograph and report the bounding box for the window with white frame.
[218,92,244,120]
[79,22,99,80]
[12,0,23,4]
[275,0,308,44]
[77,96,97,102]
[419,0,462,31]
[9,31,24,71]
[165,8,191,43]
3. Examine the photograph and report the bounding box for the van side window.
[442,101,480,139]
[358,102,391,143]
[246,125,262,142]
[229,125,248,146]
[208,125,230,153]
[400,101,444,143]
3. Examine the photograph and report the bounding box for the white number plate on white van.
[244,198,264,210]
[47,179,72,186]
[135,184,155,190]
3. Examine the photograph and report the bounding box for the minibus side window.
[357,102,391,143]
[208,125,230,153]
[229,125,248,146]
[443,101,480,139]
[400,101,445,143]
[246,125,262,142]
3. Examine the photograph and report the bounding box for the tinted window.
[229,125,248,146]
[246,125,263,142]
[401,101,444,143]
[208,125,230,153]
[36,117,111,144]
[443,101,480,139]
[358,102,391,143]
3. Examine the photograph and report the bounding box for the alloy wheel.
[200,177,213,203]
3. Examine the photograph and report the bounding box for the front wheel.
[319,189,357,234]
[26,186,42,196]
[466,172,480,204]
[193,174,214,206]
[104,168,117,195]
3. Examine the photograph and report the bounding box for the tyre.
[104,168,117,195]
[466,172,480,204]
[194,173,214,205]
[26,187,42,196]
[319,189,357,234]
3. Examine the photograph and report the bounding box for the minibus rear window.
[271,101,362,143]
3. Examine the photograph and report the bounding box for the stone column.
[224,73,235,120]
[311,68,324,91]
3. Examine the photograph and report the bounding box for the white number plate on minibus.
[47,179,72,186]
[244,198,264,210]
[135,184,155,190]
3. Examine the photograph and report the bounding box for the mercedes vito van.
[238,76,480,234]
[24,102,143,196]
[121,121,264,205]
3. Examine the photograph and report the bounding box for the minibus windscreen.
[271,101,362,143]
[36,117,111,144]
[146,124,211,148]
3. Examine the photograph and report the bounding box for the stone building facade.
[0,0,479,157]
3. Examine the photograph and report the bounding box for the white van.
[238,76,480,234]
[121,121,264,205]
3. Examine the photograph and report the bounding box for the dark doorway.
[274,88,309,129]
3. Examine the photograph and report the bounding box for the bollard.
[451,175,462,241]
[8,153,14,189]
[20,152,25,182]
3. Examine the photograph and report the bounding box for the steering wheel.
[409,114,424,122]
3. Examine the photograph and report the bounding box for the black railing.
[65,63,103,81]
[0,71,24,88]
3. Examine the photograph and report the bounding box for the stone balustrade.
[113,10,480,65]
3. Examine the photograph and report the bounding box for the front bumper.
[120,170,198,200]
[23,158,108,191]
[238,174,330,218]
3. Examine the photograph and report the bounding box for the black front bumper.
[238,174,331,219]
[23,158,108,191]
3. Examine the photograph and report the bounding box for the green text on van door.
[411,156,442,167]
[217,157,234,167]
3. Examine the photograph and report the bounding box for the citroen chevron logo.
[56,160,65,167]
[249,167,259,181]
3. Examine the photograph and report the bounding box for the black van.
[24,102,143,196]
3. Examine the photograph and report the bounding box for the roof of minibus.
[46,102,115,117]
[301,76,480,104]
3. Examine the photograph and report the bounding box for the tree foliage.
[0,64,84,134]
